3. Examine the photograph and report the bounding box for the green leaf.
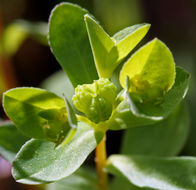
[107,97,161,131]
[0,122,29,163]
[64,97,77,129]
[121,103,190,156]
[112,23,150,63]
[55,97,77,148]
[106,155,196,190]
[47,167,98,190]
[107,67,190,130]
[3,87,68,141]
[136,67,190,118]
[120,38,175,103]
[84,14,115,78]
[49,3,98,87]
[85,15,150,78]
[12,122,104,184]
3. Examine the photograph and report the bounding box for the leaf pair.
[107,66,190,130]
[49,3,150,86]
[0,121,103,184]
[12,122,103,184]
[108,103,191,190]
[85,15,150,78]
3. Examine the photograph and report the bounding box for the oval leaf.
[3,87,67,140]
[107,67,190,130]
[120,38,175,102]
[12,122,104,184]
[49,3,98,87]
[106,155,196,190]
[136,67,190,118]
[0,122,29,163]
[121,103,190,156]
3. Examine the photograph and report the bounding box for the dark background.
[0,0,196,189]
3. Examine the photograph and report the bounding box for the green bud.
[72,78,117,123]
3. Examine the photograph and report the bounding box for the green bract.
[120,38,176,103]
[85,14,150,78]
[0,2,191,190]
[3,87,72,144]
[72,78,117,123]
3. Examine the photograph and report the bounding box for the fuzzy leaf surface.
[120,39,175,102]
[85,14,115,78]
[107,67,190,130]
[49,3,98,87]
[85,15,150,78]
[106,155,196,190]
[112,23,150,64]
[3,87,67,141]
[12,122,104,184]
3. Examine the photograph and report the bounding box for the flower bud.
[72,78,117,123]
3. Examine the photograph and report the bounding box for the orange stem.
[95,134,108,190]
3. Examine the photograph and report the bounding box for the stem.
[95,134,108,190]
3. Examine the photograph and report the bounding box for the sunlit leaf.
[120,38,175,103]
[85,14,115,78]
[107,67,190,130]
[112,23,150,63]
[106,155,196,190]
[12,122,104,184]
[85,14,150,78]
[3,87,69,142]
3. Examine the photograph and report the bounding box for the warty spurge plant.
[0,2,193,190]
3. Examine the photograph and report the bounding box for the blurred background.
[0,0,196,189]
